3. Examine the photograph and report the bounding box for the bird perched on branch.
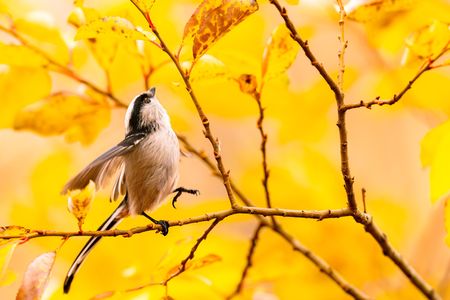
[62,87,198,293]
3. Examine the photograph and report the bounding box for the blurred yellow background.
[0,0,449,299]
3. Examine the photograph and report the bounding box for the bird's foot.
[171,187,200,209]
[142,212,169,236]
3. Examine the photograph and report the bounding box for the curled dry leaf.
[75,16,157,43]
[237,74,258,95]
[182,0,259,59]
[13,93,111,145]
[16,252,56,300]
[262,24,299,84]
[67,180,96,231]
[345,0,413,22]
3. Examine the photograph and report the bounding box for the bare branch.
[0,206,355,240]
[342,42,449,111]
[336,0,348,90]
[227,223,264,299]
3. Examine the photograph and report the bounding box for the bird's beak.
[148,87,156,97]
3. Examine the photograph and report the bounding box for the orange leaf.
[183,0,258,59]
[16,251,56,300]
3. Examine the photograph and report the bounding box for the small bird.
[62,87,198,293]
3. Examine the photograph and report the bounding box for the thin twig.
[336,0,348,90]
[253,91,276,226]
[164,219,221,284]
[0,206,355,240]
[342,42,449,111]
[227,223,264,299]
[361,188,367,214]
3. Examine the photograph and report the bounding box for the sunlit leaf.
[403,20,450,63]
[0,226,30,246]
[67,180,96,231]
[421,120,450,203]
[75,16,157,42]
[0,242,18,286]
[237,73,258,95]
[0,66,51,128]
[262,24,299,83]
[189,54,229,82]
[13,93,111,145]
[285,0,299,4]
[16,251,56,300]
[183,0,258,59]
[0,43,48,67]
[14,14,69,64]
[130,0,156,15]
[345,0,413,22]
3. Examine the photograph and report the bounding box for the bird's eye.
[144,96,152,104]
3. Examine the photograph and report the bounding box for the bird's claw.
[156,220,169,236]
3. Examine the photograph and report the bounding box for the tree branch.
[267,1,441,299]
[342,42,449,111]
[227,223,264,299]
[336,0,348,90]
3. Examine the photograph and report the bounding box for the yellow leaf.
[0,226,30,246]
[0,66,51,128]
[0,242,18,286]
[14,14,69,65]
[0,43,48,67]
[421,120,450,203]
[75,16,157,43]
[13,93,111,145]
[130,0,156,16]
[67,180,96,231]
[183,0,258,59]
[285,0,299,4]
[237,73,258,95]
[345,0,413,23]
[16,251,56,300]
[404,20,450,62]
[68,6,100,28]
[262,24,299,83]
[189,54,229,82]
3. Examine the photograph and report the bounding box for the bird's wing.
[61,132,147,194]
[111,161,126,202]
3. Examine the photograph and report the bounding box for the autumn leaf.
[188,54,229,82]
[345,0,413,22]
[0,242,19,287]
[0,66,51,128]
[261,24,299,84]
[67,180,96,231]
[0,226,30,247]
[0,43,48,67]
[403,20,450,64]
[13,93,111,145]
[16,252,56,300]
[130,0,156,16]
[75,16,157,43]
[421,120,450,203]
[237,74,258,95]
[14,14,69,65]
[182,0,259,59]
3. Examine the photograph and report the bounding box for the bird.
[62,87,198,293]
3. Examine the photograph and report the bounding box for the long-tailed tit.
[62,87,198,293]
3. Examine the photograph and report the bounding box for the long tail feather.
[63,198,128,293]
